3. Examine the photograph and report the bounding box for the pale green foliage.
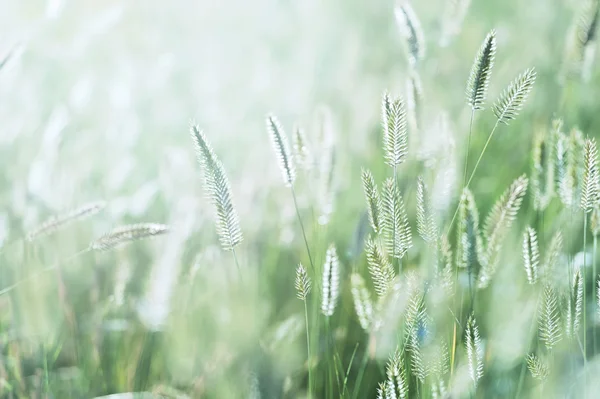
[365,236,396,297]
[267,114,296,187]
[362,168,383,234]
[191,126,243,250]
[382,93,408,167]
[478,175,528,288]
[350,273,373,331]
[539,283,562,350]
[382,178,412,259]
[394,2,425,66]
[416,176,438,245]
[466,30,496,111]
[295,263,311,301]
[581,137,599,212]
[522,226,540,285]
[526,353,549,381]
[466,313,484,387]
[321,244,340,317]
[493,68,537,124]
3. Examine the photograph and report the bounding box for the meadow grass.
[1,0,600,398]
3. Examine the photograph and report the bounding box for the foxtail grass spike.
[382,93,408,167]
[191,126,243,250]
[321,244,340,317]
[416,176,438,244]
[466,29,496,111]
[362,168,383,234]
[539,283,562,350]
[267,114,296,187]
[382,177,412,259]
[26,200,106,242]
[365,236,395,297]
[526,354,549,381]
[455,188,482,272]
[394,2,425,67]
[295,263,311,301]
[466,313,484,387]
[292,125,313,171]
[350,273,373,331]
[478,175,528,288]
[493,68,536,125]
[581,137,599,212]
[522,226,540,285]
[91,223,169,251]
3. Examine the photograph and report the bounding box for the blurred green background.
[1,0,600,397]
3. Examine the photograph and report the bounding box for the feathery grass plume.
[522,226,540,285]
[266,114,296,187]
[592,206,600,236]
[351,273,373,331]
[539,283,562,350]
[407,322,426,383]
[455,189,482,275]
[26,200,106,241]
[563,0,600,80]
[492,68,537,124]
[292,125,313,171]
[531,127,556,211]
[416,176,438,245]
[526,353,549,381]
[564,128,586,207]
[404,284,426,383]
[478,175,528,289]
[542,231,563,280]
[406,72,423,136]
[465,313,484,387]
[362,168,383,234]
[321,244,340,317]
[382,177,412,259]
[466,30,496,111]
[439,0,472,46]
[580,0,600,80]
[90,223,169,251]
[382,92,408,167]
[555,123,572,205]
[597,279,600,318]
[437,235,455,295]
[385,348,409,399]
[365,237,396,297]
[191,126,243,250]
[295,263,311,301]
[394,1,425,67]
[567,267,584,338]
[581,137,600,212]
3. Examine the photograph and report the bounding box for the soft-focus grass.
[1,0,600,398]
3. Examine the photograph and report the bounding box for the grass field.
[1,0,600,398]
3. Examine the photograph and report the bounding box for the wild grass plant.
[2,0,600,398]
